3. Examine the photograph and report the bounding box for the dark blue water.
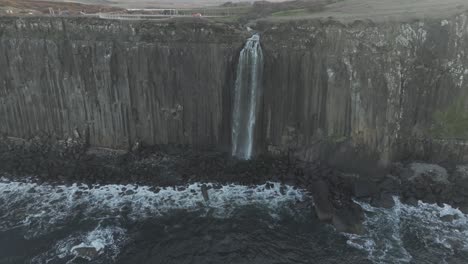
[0,179,467,264]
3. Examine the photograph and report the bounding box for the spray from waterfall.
[231,34,263,160]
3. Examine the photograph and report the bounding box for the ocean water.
[0,178,467,263]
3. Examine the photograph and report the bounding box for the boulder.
[201,184,210,202]
[453,165,468,188]
[331,204,364,234]
[352,178,377,198]
[310,180,334,221]
[406,163,449,184]
[399,163,452,205]
[371,192,395,209]
[72,246,99,260]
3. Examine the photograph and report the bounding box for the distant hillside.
[37,0,287,9]
[0,0,124,14]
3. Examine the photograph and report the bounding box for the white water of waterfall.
[231,34,263,160]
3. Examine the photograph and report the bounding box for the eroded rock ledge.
[2,136,467,234]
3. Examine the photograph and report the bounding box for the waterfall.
[231,34,263,160]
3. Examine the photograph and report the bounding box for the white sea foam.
[30,225,126,263]
[0,180,305,236]
[345,197,468,264]
[70,225,125,256]
[0,179,305,262]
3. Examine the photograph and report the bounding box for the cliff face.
[1,15,468,168]
[0,17,244,150]
[257,15,468,167]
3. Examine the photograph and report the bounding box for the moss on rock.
[431,97,468,140]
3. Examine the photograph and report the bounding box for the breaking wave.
[0,178,306,261]
[346,197,468,264]
[31,225,127,263]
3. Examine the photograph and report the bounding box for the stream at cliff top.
[0,178,467,264]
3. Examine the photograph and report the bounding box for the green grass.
[271,8,310,17]
[208,15,242,23]
[431,96,468,140]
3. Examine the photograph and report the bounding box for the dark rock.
[279,185,287,195]
[201,184,210,202]
[378,174,400,192]
[397,162,463,209]
[352,179,377,198]
[310,180,334,221]
[406,163,449,185]
[331,204,364,234]
[371,193,395,209]
[440,215,455,222]
[453,165,468,191]
[460,206,468,214]
[405,197,419,207]
[125,190,135,195]
[453,195,464,204]
[72,246,99,260]
[5,134,466,237]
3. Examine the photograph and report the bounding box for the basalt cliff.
[1,14,468,173]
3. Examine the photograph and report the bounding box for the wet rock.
[310,180,334,221]
[440,214,455,222]
[125,189,135,195]
[460,206,468,214]
[152,187,161,193]
[131,140,141,153]
[331,204,364,234]
[352,178,377,198]
[72,246,99,260]
[212,184,222,190]
[405,196,419,207]
[201,184,209,202]
[398,162,460,207]
[453,165,468,191]
[406,163,449,184]
[371,193,395,209]
[453,195,464,204]
[378,175,400,193]
[279,185,287,195]
[454,165,468,180]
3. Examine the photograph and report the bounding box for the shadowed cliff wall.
[0,17,244,150]
[1,15,468,169]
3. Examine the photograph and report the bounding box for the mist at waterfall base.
[1,178,468,264]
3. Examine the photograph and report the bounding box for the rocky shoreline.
[1,135,467,234]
